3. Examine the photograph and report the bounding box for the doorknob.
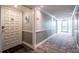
[2,26,5,29]
[1,26,5,32]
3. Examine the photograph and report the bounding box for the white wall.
[22,7,33,32]
[35,9,52,32]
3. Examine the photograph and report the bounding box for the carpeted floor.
[5,32,79,53]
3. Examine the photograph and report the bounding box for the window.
[61,20,68,32]
[52,19,57,33]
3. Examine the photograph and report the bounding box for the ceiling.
[24,5,75,20]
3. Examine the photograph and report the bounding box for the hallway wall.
[22,7,33,45]
[34,10,53,44]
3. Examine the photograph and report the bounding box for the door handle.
[1,26,5,32]
[2,26,5,29]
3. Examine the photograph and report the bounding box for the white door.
[1,6,22,51]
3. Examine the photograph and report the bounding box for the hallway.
[0,5,79,53]
[13,32,78,53]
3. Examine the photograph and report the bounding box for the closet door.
[1,6,22,51]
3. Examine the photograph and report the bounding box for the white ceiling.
[25,5,75,20]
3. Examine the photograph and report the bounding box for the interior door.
[1,6,22,51]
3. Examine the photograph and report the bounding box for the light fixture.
[14,5,18,8]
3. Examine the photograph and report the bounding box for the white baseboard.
[35,34,54,48]
[23,34,54,49]
[22,41,34,49]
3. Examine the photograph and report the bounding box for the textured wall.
[22,7,33,45]
[35,11,52,31]
[36,30,53,44]
[22,31,32,45]
[22,7,32,31]
[35,10,53,44]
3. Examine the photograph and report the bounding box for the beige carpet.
[13,32,78,53]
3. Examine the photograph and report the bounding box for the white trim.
[35,29,51,32]
[32,9,36,48]
[35,34,54,48]
[41,9,58,20]
[22,41,34,49]
[71,5,77,19]
[23,30,32,32]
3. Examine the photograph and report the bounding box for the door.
[1,6,22,51]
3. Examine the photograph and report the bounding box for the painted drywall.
[22,7,32,31]
[35,10,52,31]
[35,10,53,44]
[22,6,33,45]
